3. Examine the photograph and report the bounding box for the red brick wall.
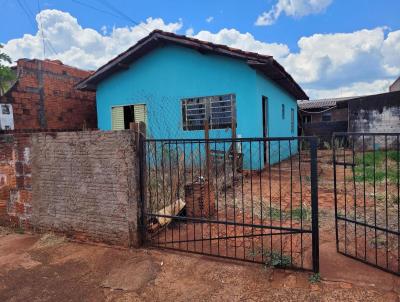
[0,133,32,227]
[0,59,97,130]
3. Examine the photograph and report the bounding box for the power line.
[35,0,59,57]
[71,0,149,33]
[16,0,37,30]
[92,0,150,33]
[36,0,46,58]
[17,0,59,57]
[70,0,123,20]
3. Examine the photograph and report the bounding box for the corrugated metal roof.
[297,96,357,109]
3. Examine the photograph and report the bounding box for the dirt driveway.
[0,227,398,302]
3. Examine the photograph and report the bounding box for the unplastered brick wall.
[0,58,97,130]
[0,133,32,227]
[31,130,141,247]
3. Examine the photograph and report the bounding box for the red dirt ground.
[0,228,399,302]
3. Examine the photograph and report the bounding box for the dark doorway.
[123,105,135,129]
[262,96,268,164]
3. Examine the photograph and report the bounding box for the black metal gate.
[140,136,320,272]
[333,132,400,276]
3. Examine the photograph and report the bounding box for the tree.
[0,45,15,95]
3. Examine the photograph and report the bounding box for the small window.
[112,104,147,130]
[1,105,10,115]
[182,94,235,131]
[282,104,285,119]
[322,112,332,122]
[290,108,295,134]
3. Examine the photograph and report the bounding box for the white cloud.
[206,16,214,23]
[100,25,107,35]
[256,0,332,26]
[3,9,182,70]
[305,79,394,99]
[193,28,290,59]
[185,27,194,36]
[282,28,399,91]
[3,9,400,99]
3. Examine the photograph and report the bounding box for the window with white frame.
[181,94,235,131]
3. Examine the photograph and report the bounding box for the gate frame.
[139,136,320,273]
[332,132,400,277]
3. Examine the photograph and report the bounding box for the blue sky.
[1,0,400,98]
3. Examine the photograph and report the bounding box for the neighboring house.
[0,59,97,131]
[389,76,400,92]
[77,30,307,165]
[298,97,353,142]
[298,91,400,144]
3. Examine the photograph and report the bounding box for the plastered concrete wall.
[30,130,141,247]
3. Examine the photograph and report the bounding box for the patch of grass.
[264,251,292,268]
[15,227,24,234]
[248,249,292,269]
[353,151,399,183]
[309,273,321,283]
[265,206,311,221]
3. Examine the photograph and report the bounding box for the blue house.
[77,30,308,166]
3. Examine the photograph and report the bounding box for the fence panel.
[333,132,400,276]
[142,137,319,272]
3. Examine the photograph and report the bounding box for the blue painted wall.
[96,44,298,167]
[255,71,298,163]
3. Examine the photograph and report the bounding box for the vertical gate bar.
[191,142,196,252]
[161,142,167,246]
[154,142,159,247]
[397,135,400,273]
[207,139,212,256]
[397,134,399,273]
[250,141,255,260]
[344,137,347,254]
[214,140,220,256]
[176,141,181,249]
[232,139,237,258]
[351,135,357,258]
[258,141,264,263]
[373,135,377,265]
[363,135,367,260]
[183,142,188,251]
[289,139,293,266]
[168,142,174,248]
[223,142,228,256]
[199,141,204,253]
[278,140,282,263]
[332,134,339,253]
[298,139,304,268]
[385,135,389,269]
[310,137,320,273]
[241,140,246,260]
[146,139,152,219]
